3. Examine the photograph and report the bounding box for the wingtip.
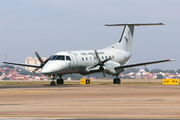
[169,59,176,61]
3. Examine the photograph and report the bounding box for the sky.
[0,0,180,71]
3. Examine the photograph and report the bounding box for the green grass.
[0,81,162,85]
[0,81,50,85]
[0,79,177,85]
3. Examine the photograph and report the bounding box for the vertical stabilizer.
[104,23,164,53]
[119,25,134,52]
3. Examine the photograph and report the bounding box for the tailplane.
[104,23,164,52]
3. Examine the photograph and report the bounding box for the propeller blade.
[44,55,52,64]
[92,48,110,79]
[102,70,106,79]
[102,58,111,64]
[32,66,42,74]
[94,48,101,64]
[34,67,40,71]
[35,51,44,65]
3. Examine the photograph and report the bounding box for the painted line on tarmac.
[0,117,75,120]
[0,91,52,94]
[0,111,180,116]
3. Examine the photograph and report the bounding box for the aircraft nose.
[41,61,67,74]
[41,66,52,74]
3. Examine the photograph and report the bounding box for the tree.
[144,67,149,72]
[18,69,33,75]
[176,69,180,74]
[2,77,10,80]
[157,74,163,79]
[150,68,163,73]
[123,68,139,74]
[0,71,3,76]
[165,70,176,74]
[5,69,9,75]
[0,65,14,69]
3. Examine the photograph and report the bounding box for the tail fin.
[104,23,164,52]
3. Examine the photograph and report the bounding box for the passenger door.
[68,52,78,70]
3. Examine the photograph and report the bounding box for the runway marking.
[0,91,52,94]
[0,111,180,116]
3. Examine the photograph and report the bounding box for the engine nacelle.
[104,61,124,75]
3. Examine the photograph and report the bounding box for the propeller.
[32,51,52,73]
[90,49,111,78]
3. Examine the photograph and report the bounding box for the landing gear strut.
[50,75,56,86]
[49,75,64,86]
[113,75,121,84]
[57,76,64,85]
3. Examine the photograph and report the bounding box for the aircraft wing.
[3,62,40,68]
[115,59,175,69]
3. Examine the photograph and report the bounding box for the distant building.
[25,57,47,72]
[136,69,147,76]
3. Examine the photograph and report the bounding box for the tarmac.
[0,83,180,119]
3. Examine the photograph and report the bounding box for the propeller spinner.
[90,49,112,78]
[32,51,52,73]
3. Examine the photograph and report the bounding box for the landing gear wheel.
[51,81,56,86]
[113,78,121,84]
[57,79,64,85]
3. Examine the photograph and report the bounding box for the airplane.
[3,23,175,85]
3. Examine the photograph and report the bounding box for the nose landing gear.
[49,75,64,85]
[50,75,56,86]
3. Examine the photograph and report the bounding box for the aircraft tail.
[104,23,164,52]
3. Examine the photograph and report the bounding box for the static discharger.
[163,79,179,85]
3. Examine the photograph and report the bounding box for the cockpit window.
[66,56,71,61]
[50,55,65,61]
[56,55,65,60]
[50,55,57,60]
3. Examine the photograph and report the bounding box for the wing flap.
[3,62,40,68]
[115,59,175,69]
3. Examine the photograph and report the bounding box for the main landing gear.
[50,75,64,86]
[57,76,64,85]
[113,75,121,84]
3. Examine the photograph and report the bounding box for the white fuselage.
[41,49,131,76]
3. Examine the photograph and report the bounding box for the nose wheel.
[50,75,64,85]
[51,81,56,86]
[50,75,56,86]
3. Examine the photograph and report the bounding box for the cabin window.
[82,57,84,61]
[102,56,104,60]
[90,57,92,61]
[66,56,71,61]
[109,56,111,59]
[105,56,107,59]
[86,57,88,61]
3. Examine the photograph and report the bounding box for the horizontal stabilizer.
[105,23,164,26]
[3,62,40,68]
[115,59,175,69]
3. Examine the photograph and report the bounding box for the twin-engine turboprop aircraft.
[3,23,175,85]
